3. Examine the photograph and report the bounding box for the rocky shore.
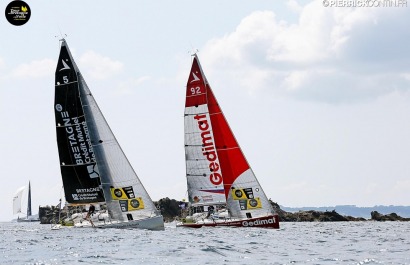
[370,211,410,221]
[38,204,72,225]
[38,198,410,224]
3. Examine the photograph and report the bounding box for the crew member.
[86,204,96,228]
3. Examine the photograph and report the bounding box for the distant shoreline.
[9,199,410,223]
[280,205,410,218]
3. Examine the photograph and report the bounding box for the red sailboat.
[177,54,279,229]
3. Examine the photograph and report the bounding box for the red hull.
[178,215,279,229]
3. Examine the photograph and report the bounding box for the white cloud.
[201,2,410,103]
[282,70,309,91]
[0,57,5,79]
[0,57,5,69]
[11,58,55,79]
[116,76,151,95]
[287,0,302,13]
[79,51,123,79]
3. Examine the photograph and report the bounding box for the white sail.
[78,73,160,221]
[13,186,25,215]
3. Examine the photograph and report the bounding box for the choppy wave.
[1,221,409,264]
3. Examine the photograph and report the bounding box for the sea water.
[1,221,409,264]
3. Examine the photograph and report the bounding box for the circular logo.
[249,199,258,207]
[130,199,140,208]
[55,104,63,112]
[5,1,31,26]
[114,189,122,198]
[235,189,243,198]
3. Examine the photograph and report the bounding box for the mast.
[27,181,32,218]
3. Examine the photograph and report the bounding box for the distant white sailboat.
[13,181,40,222]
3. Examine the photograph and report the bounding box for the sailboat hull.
[177,214,279,229]
[17,218,40,223]
[74,215,165,231]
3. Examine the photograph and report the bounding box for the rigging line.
[54,25,67,42]
[188,43,199,56]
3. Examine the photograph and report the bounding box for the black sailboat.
[54,39,164,230]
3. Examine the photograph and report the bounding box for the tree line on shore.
[38,197,410,224]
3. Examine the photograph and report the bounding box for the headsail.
[13,186,25,215]
[184,55,274,219]
[54,40,160,223]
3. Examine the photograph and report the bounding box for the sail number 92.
[190,86,201,95]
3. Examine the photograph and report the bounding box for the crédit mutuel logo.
[5,0,31,26]
[322,0,407,7]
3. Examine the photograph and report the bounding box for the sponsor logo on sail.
[57,110,96,165]
[110,186,136,200]
[71,187,101,201]
[194,114,223,185]
[76,187,100,193]
[190,72,200,83]
[119,198,145,212]
[59,59,71,71]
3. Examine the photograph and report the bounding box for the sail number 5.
[190,86,201,95]
[63,76,69,84]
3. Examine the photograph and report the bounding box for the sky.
[1,0,409,221]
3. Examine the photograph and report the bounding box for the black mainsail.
[54,41,105,204]
[27,181,32,217]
